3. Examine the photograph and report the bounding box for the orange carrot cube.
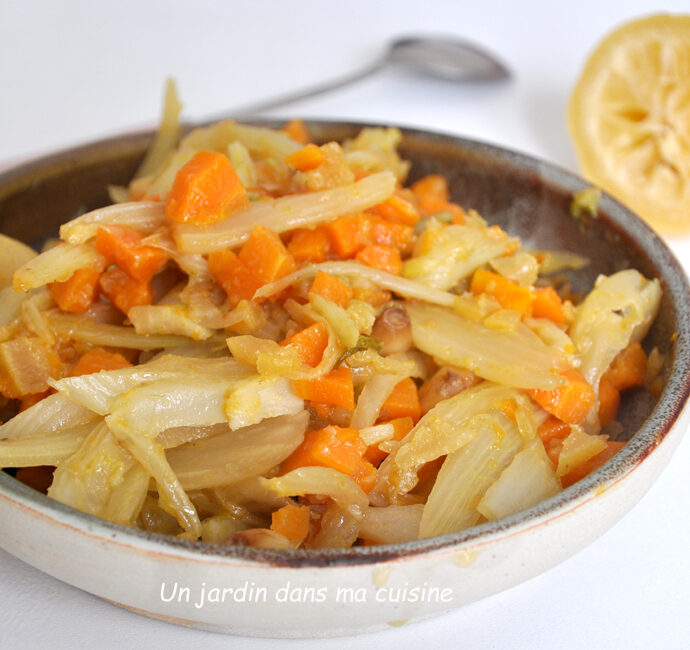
[70,347,131,376]
[270,504,311,543]
[356,244,402,275]
[208,248,262,305]
[309,271,353,308]
[377,378,421,423]
[49,267,103,314]
[280,425,366,475]
[165,150,249,225]
[292,366,355,410]
[99,267,152,314]
[238,225,297,285]
[281,322,329,367]
[369,195,420,226]
[96,225,168,283]
[528,369,595,425]
[285,144,325,172]
[287,227,331,263]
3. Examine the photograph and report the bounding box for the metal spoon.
[227,35,510,117]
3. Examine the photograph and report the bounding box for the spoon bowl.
[225,34,510,117]
[386,36,511,81]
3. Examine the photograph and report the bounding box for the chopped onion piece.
[380,382,524,495]
[261,466,368,518]
[309,293,360,348]
[418,412,522,538]
[59,201,166,245]
[50,355,248,416]
[134,79,182,180]
[48,422,135,518]
[0,234,37,287]
[13,243,105,292]
[0,392,98,440]
[477,439,561,521]
[556,426,608,477]
[110,424,201,538]
[350,373,401,429]
[128,304,213,341]
[167,412,308,490]
[254,261,458,307]
[224,375,304,430]
[0,422,94,468]
[406,302,564,390]
[359,504,424,544]
[47,312,196,350]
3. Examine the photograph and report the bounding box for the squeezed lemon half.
[568,14,690,234]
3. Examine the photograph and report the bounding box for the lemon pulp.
[568,14,690,234]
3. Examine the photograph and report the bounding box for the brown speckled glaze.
[1,121,688,572]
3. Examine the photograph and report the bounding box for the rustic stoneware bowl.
[0,122,688,638]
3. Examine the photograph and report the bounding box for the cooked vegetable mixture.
[0,83,662,548]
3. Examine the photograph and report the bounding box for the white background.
[1,1,689,648]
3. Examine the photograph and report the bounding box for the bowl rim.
[1,120,689,568]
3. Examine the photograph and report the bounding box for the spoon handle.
[213,58,387,120]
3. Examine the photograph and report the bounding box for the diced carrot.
[470,268,535,315]
[351,458,378,493]
[49,266,103,314]
[281,322,329,367]
[282,118,310,144]
[208,248,262,305]
[96,225,168,283]
[238,225,297,285]
[270,504,311,543]
[378,377,421,424]
[369,195,420,226]
[280,425,366,475]
[532,286,566,325]
[309,271,353,308]
[70,346,132,377]
[19,391,52,412]
[285,143,325,172]
[165,150,249,226]
[287,227,331,263]
[356,244,402,275]
[560,441,626,488]
[448,203,467,225]
[602,342,647,391]
[598,376,621,428]
[292,366,355,409]
[351,287,392,307]
[528,369,595,425]
[368,216,413,251]
[537,415,572,446]
[325,213,371,258]
[409,175,466,223]
[364,416,414,466]
[99,267,152,314]
[411,174,449,213]
[15,466,55,494]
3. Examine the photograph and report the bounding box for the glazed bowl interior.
[0,120,688,568]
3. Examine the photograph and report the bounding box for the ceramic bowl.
[0,122,688,638]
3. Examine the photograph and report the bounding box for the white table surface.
[1,1,689,648]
